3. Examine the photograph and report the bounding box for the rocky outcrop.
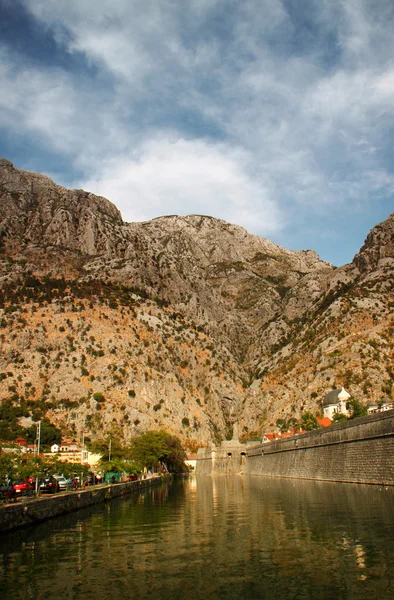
[0,159,126,257]
[352,213,394,275]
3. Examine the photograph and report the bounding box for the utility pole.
[36,420,41,456]
[35,421,41,495]
[108,436,112,462]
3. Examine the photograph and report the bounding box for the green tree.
[130,430,187,472]
[347,398,368,419]
[276,418,288,433]
[162,432,188,472]
[301,411,320,431]
[90,436,128,461]
[288,417,300,431]
[40,419,62,447]
[99,458,139,476]
[0,450,16,482]
[26,419,62,449]
[332,413,348,424]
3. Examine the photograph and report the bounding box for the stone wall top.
[248,409,394,456]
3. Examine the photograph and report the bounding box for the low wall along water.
[196,410,394,485]
[0,477,165,533]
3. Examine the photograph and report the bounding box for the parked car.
[13,479,35,495]
[53,475,68,491]
[39,476,59,494]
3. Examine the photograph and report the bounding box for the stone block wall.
[196,441,249,475]
[197,410,394,485]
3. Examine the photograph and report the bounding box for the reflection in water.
[1,476,394,599]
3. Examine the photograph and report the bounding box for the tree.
[288,417,300,431]
[347,398,368,419]
[99,458,139,476]
[26,419,61,449]
[0,450,16,482]
[162,432,187,472]
[301,411,320,431]
[90,436,128,461]
[276,418,288,433]
[40,419,62,447]
[130,430,187,472]
[332,413,348,424]
[129,431,169,470]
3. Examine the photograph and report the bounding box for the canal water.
[1,475,394,600]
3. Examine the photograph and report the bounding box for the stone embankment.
[0,476,165,533]
[197,410,394,485]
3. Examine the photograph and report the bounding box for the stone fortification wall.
[196,441,250,475]
[197,410,394,485]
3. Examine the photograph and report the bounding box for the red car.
[13,478,35,495]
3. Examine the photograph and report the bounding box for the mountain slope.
[0,158,393,444]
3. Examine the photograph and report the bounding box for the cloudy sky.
[1,0,393,266]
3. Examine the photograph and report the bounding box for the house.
[380,398,393,411]
[51,443,60,453]
[367,400,379,414]
[14,437,27,447]
[262,432,279,443]
[323,387,351,419]
[58,443,79,452]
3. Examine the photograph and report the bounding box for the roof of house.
[367,400,378,407]
[323,387,350,406]
[381,398,393,404]
[316,417,332,428]
[263,433,278,442]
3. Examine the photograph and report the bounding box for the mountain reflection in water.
[1,476,394,600]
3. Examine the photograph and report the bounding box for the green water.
[1,476,394,600]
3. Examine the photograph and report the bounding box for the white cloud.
[79,137,283,233]
[0,48,132,171]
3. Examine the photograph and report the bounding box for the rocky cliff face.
[0,159,393,445]
[352,213,394,275]
[0,158,126,257]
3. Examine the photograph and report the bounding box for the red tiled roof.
[14,438,27,445]
[316,417,332,428]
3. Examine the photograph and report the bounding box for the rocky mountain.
[0,158,393,446]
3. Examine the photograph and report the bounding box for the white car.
[53,475,68,491]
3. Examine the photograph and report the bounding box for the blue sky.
[1,0,393,266]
